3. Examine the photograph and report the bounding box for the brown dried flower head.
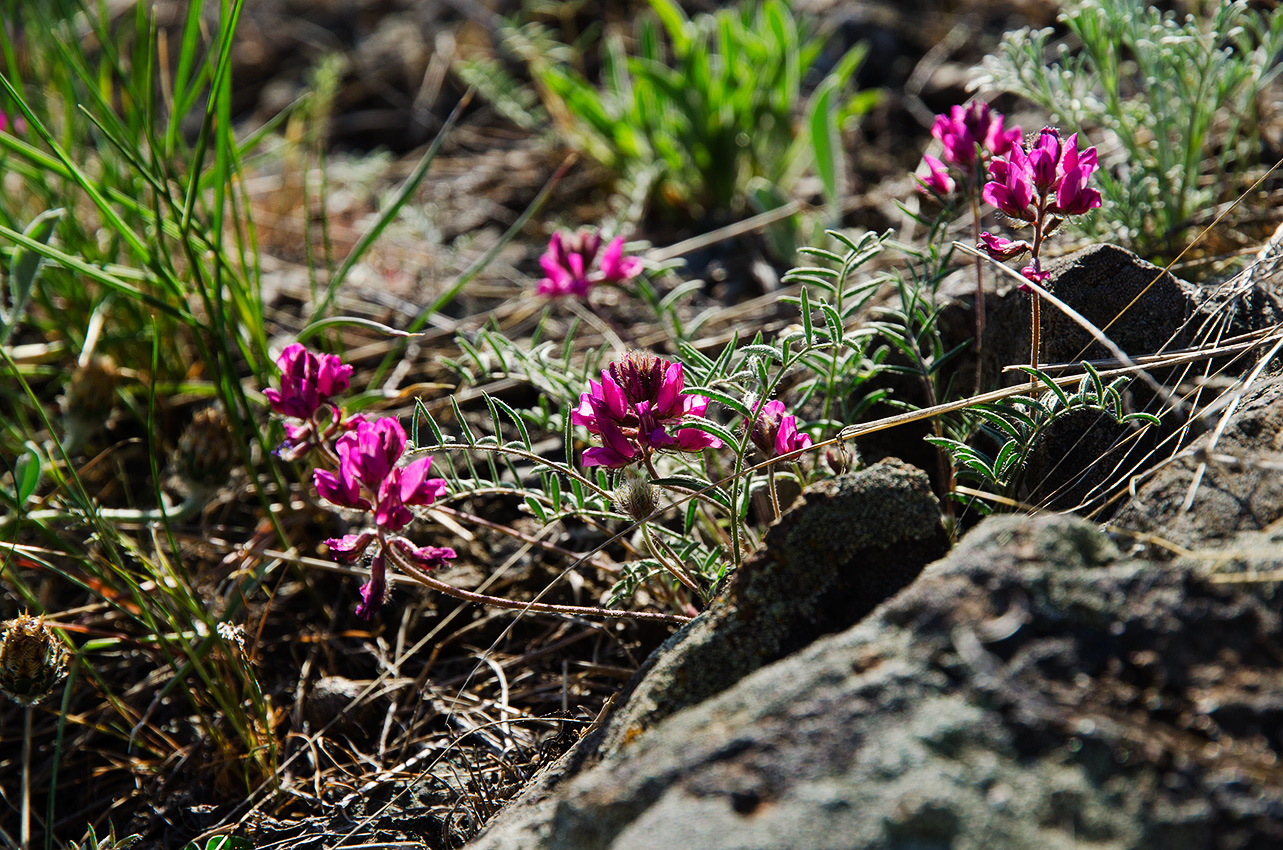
[1,613,69,706]
[176,406,239,489]
[62,356,120,422]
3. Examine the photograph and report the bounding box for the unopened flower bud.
[614,475,658,521]
[825,444,856,476]
[1,613,69,706]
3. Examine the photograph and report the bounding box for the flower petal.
[325,531,376,564]
[355,552,388,619]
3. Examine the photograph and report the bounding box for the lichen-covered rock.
[1114,380,1283,554]
[982,241,1283,511]
[594,458,948,757]
[468,514,1283,850]
[465,459,948,848]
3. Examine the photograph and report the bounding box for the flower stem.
[971,192,986,392]
[1030,291,1041,382]
[640,521,702,595]
[386,543,691,625]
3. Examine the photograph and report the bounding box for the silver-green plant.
[974,0,1283,257]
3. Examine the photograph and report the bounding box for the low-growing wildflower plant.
[537,228,643,298]
[314,416,456,618]
[979,127,1102,284]
[978,127,1102,370]
[915,101,1022,390]
[572,350,722,470]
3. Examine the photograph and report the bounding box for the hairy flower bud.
[614,475,658,521]
[0,613,69,706]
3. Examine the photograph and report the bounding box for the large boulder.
[466,458,948,848]
[982,239,1283,511]
[468,514,1283,850]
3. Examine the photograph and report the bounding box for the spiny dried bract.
[175,406,239,490]
[0,613,70,706]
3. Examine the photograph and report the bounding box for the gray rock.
[467,458,948,848]
[468,514,1283,850]
[1114,380,1283,555]
[983,242,1282,386]
[594,457,948,758]
[982,242,1283,511]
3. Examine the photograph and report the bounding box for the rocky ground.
[5,1,1283,848]
[460,230,1283,850]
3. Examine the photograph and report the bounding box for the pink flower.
[1027,127,1062,191]
[916,154,956,196]
[314,415,454,618]
[537,229,642,298]
[314,463,370,511]
[931,102,1022,168]
[978,231,1031,261]
[1050,135,1102,216]
[1020,265,1052,287]
[388,537,456,571]
[321,418,448,531]
[325,531,378,564]
[599,237,643,282]
[335,417,404,490]
[573,351,721,468]
[265,343,353,420]
[982,145,1036,222]
[373,456,448,531]
[749,400,813,458]
[356,552,387,619]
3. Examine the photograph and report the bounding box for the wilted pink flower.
[749,400,813,458]
[573,350,721,468]
[314,416,454,618]
[537,229,643,298]
[388,537,456,571]
[916,154,955,196]
[977,232,1030,261]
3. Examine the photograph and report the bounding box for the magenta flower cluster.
[749,400,813,459]
[979,127,1102,286]
[573,351,722,468]
[265,343,360,459]
[917,102,1021,197]
[265,344,455,619]
[538,229,642,298]
[315,417,455,618]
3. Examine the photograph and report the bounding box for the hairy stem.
[387,544,691,625]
